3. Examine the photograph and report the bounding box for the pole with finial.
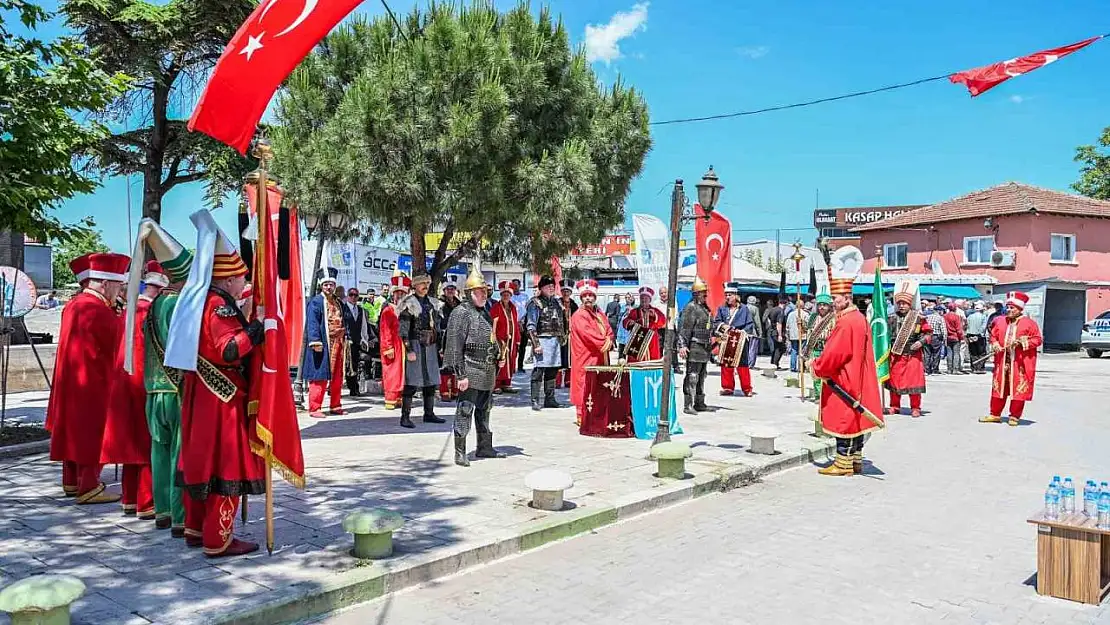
[790,241,807,400]
[250,136,277,555]
[874,244,887,410]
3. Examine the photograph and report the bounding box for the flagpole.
[790,243,806,401]
[253,138,276,556]
[874,245,887,410]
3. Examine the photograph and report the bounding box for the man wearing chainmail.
[398,273,447,429]
[443,272,506,466]
[677,277,712,415]
[525,275,567,411]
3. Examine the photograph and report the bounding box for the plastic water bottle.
[1098,491,1110,530]
[1062,477,1076,514]
[1045,482,1060,520]
[1084,481,1098,516]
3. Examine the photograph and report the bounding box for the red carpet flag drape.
[694,204,732,312]
[188,0,366,153]
[950,35,1104,97]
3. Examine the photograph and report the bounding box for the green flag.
[869,267,891,384]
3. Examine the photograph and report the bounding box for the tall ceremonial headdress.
[828,246,864,297]
[892,279,920,310]
[123,219,194,373]
[164,210,247,371]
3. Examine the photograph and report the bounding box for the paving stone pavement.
[0,364,828,625]
[312,353,1110,625]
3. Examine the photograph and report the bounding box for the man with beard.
[438,281,463,401]
[398,273,447,428]
[380,272,410,413]
[443,272,506,466]
[713,282,758,397]
[303,268,353,419]
[556,280,578,388]
[344,287,370,397]
[490,281,521,394]
[980,292,1042,426]
[525,276,567,411]
[676,278,712,415]
[569,279,615,426]
[886,282,932,418]
[812,246,883,477]
[45,252,130,504]
[622,286,665,363]
[804,292,836,402]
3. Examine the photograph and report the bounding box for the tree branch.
[162,170,208,191]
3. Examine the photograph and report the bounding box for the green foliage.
[763,253,785,274]
[273,2,651,286]
[1073,126,1110,201]
[52,218,109,286]
[0,0,129,243]
[61,0,257,222]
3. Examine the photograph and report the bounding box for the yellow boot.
[978,414,1002,424]
[818,454,854,477]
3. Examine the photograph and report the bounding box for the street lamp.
[655,167,725,446]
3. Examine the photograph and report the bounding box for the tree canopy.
[61,0,257,223]
[0,0,129,243]
[273,1,651,285]
[1074,126,1110,201]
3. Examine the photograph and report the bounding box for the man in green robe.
[804,293,836,404]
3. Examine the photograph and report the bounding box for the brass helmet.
[692,277,708,293]
[464,270,485,291]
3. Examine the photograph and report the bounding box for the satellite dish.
[0,267,37,318]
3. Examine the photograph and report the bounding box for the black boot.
[694,396,711,412]
[475,432,504,458]
[543,377,562,408]
[422,386,446,423]
[400,392,416,429]
[454,435,470,466]
[683,397,697,415]
[530,378,543,411]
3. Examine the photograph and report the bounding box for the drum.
[718,328,749,368]
[625,322,655,362]
[580,367,634,438]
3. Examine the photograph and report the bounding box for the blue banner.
[397,254,468,276]
[629,369,682,439]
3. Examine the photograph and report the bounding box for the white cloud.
[737,45,770,60]
[584,3,649,65]
[1009,95,1024,104]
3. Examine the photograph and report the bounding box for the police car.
[1081,311,1110,358]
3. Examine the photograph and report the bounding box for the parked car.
[1080,311,1110,358]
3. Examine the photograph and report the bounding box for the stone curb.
[205,437,835,625]
[0,439,49,460]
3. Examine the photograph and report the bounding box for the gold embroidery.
[607,422,626,431]
[197,356,237,403]
[586,393,594,413]
[603,375,623,398]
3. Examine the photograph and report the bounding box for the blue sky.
[23,0,1110,252]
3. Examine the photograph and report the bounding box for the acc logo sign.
[363,254,397,271]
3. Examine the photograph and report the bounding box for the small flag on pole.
[869,266,891,385]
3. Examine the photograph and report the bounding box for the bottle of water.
[1045,482,1060,520]
[1084,480,1097,517]
[1098,491,1110,530]
[1062,477,1076,514]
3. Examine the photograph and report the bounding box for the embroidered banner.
[629,368,682,440]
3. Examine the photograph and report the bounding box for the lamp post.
[655,166,724,446]
[294,209,351,406]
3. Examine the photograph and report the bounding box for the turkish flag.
[246,176,305,489]
[189,0,365,153]
[950,35,1103,97]
[244,180,305,366]
[694,204,732,312]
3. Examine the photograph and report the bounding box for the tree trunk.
[409,219,431,287]
[143,74,171,223]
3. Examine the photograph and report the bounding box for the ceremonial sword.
[820,378,885,429]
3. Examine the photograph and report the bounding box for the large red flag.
[188,0,365,153]
[949,36,1104,97]
[245,181,305,366]
[246,177,305,489]
[694,204,732,312]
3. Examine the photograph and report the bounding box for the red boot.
[206,538,259,558]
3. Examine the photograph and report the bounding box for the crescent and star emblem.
[240,0,319,61]
[704,233,725,262]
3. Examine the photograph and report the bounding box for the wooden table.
[1027,512,1110,605]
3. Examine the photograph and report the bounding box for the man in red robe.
[101,261,167,518]
[980,291,1042,426]
[885,283,932,418]
[438,282,462,400]
[171,220,266,558]
[811,246,883,477]
[46,253,130,504]
[490,281,520,393]
[569,279,614,426]
[622,286,665,363]
[380,272,410,411]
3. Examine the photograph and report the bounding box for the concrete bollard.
[342,508,404,559]
[525,469,574,511]
[0,575,86,625]
[650,442,692,479]
[746,427,780,455]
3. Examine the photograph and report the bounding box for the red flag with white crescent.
[949,35,1104,97]
[694,204,732,312]
[246,178,305,488]
[188,0,365,153]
